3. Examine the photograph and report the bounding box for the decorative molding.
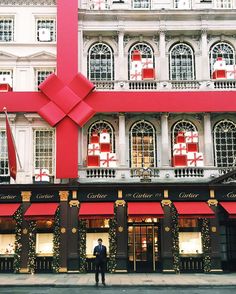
[164,190,168,198]
[118,226,123,233]
[60,227,66,234]
[161,199,172,207]
[19,268,29,273]
[115,200,126,207]
[210,190,215,198]
[0,0,56,6]
[69,200,79,207]
[118,190,123,199]
[72,228,77,234]
[72,191,77,199]
[59,267,67,273]
[207,199,218,206]
[59,191,69,202]
[21,191,31,202]
[211,226,217,233]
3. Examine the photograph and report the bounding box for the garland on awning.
[28,220,36,274]
[78,219,86,273]
[13,207,23,273]
[201,218,211,273]
[171,204,180,273]
[52,208,60,273]
[108,205,117,273]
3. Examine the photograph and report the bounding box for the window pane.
[0,18,14,42]
[0,131,9,176]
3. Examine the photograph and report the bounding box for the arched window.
[169,43,195,80]
[213,120,236,167]
[128,43,154,80]
[172,120,197,146]
[209,42,235,75]
[88,120,115,152]
[88,43,114,81]
[129,120,156,168]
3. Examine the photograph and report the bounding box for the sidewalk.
[0,273,236,287]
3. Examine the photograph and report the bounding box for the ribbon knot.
[38,73,95,127]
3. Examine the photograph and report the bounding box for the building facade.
[0,0,236,274]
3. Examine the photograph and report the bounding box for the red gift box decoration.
[131,50,142,61]
[176,135,185,144]
[100,143,111,153]
[88,143,100,155]
[186,143,198,153]
[173,155,187,167]
[185,131,198,143]
[173,143,187,155]
[142,68,155,80]
[187,152,204,167]
[212,70,226,79]
[90,132,99,144]
[87,155,100,167]
[100,152,117,168]
[35,168,50,182]
[0,84,12,92]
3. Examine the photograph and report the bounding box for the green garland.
[52,208,60,273]
[108,206,117,273]
[78,219,87,273]
[28,221,36,274]
[13,207,23,273]
[171,204,180,273]
[201,218,211,273]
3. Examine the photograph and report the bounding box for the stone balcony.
[78,166,234,183]
[93,79,236,91]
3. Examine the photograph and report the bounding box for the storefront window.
[179,218,202,255]
[86,218,109,257]
[128,217,158,223]
[179,232,202,254]
[86,232,109,258]
[0,234,15,254]
[36,233,53,255]
[36,220,54,255]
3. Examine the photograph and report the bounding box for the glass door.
[128,224,159,272]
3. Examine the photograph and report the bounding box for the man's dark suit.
[93,244,107,284]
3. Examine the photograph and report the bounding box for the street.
[0,286,235,294]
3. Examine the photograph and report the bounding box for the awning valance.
[128,202,164,218]
[78,202,114,219]
[173,202,215,218]
[220,202,236,218]
[24,203,59,220]
[0,203,20,218]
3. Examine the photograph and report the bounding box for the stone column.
[203,113,214,166]
[67,197,79,272]
[161,199,174,273]
[159,30,168,80]
[59,191,69,272]
[19,191,31,273]
[161,113,170,166]
[115,198,128,272]
[208,199,222,273]
[117,30,126,81]
[201,29,209,80]
[119,113,126,166]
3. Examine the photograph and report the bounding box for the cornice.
[0,0,56,6]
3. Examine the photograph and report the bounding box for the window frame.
[36,18,56,42]
[169,43,195,81]
[0,17,14,42]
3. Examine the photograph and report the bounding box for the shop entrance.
[128,224,159,272]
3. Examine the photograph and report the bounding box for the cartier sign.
[78,188,117,201]
[123,189,163,201]
[0,194,17,201]
[31,191,59,202]
[168,187,207,200]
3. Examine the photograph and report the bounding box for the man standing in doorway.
[93,238,107,286]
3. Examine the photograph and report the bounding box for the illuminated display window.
[86,219,109,229]
[36,233,53,255]
[86,232,109,258]
[0,234,15,255]
[179,232,202,255]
